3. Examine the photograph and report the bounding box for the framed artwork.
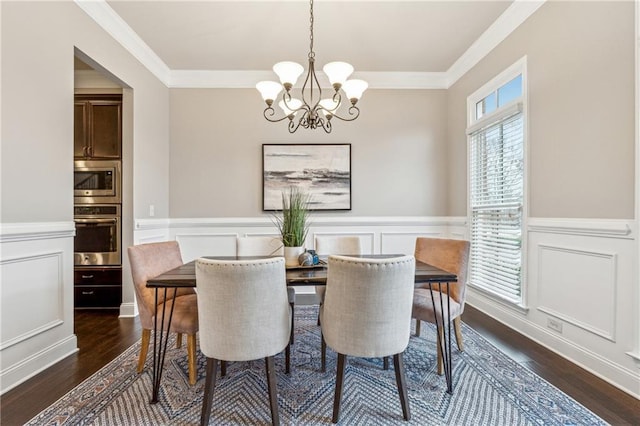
[263,143,351,211]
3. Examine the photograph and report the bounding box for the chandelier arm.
[318,116,332,133]
[262,107,294,123]
[310,64,323,109]
[299,59,323,111]
[281,92,310,116]
[289,115,305,133]
[331,91,342,106]
[325,105,361,122]
[300,67,314,108]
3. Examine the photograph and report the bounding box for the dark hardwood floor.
[461,306,640,425]
[0,310,143,426]
[1,306,638,425]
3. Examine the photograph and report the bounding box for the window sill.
[467,284,529,315]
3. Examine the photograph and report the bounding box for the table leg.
[150,288,177,404]
[429,282,453,394]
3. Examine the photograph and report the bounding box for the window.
[467,59,526,305]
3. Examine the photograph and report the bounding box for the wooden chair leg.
[415,319,421,336]
[289,302,295,345]
[383,356,390,370]
[393,353,411,421]
[187,333,197,385]
[285,344,291,374]
[200,357,218,426]
[321,332,327,373]
[221,361,227,377]
[176,332,183,349]
[265,356,281,426]
[332,353,347,424]
[436,326,444,376]
[137,329,151,373]
[453,317,464,351]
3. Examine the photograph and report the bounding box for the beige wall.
[169,89,449,217]
[1,1,171,223]
[0,0,173,390]
[447,0,636,218]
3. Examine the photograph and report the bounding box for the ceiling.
[78,0,543,88]
[106,0,511,73]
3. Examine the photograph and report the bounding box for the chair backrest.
[322,255,415,358]
[127,241,193,329]
[314,236,362,255]
[236,236,284,257]
[195,257,290,361]
[414,237,470,304]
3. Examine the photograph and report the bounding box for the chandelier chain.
[308,0,315,59]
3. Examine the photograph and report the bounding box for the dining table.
[145,254,458,403]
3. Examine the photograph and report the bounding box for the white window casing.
[467,57,527,307]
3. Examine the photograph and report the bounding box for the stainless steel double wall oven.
[74,160,122,308]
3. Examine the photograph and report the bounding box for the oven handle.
[74,218,118,224]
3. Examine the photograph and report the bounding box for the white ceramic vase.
[284,246,305,267]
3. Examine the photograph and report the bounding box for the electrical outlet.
[547,317,563,333]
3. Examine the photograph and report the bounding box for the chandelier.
[256,0,368,134]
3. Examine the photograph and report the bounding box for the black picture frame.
[262,143,352,211]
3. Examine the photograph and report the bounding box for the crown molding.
[348,71,449,90]
[446,0,545,87]
[74,0,171,86]
[170,70,279,89]
[76,0,545,90]
[169,70,449,89]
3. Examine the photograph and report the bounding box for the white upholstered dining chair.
[236,235,283,258]
[236,236,296,359]
[320,255,415,423]
[314,235,362,258]
[195,257,291,426]
[313,235,362,306]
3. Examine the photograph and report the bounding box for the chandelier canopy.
[256,0,368,134]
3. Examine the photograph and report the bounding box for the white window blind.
[468,108,524,303]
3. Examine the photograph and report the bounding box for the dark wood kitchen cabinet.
[74,267,122,309]
[74,95,122,159]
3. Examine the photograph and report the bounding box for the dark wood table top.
[147,255,457,288]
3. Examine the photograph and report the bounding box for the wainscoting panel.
[0,222,77,394]
[311,231,376,254]
[133,219,170,245]
[467,217,639,398]
[1,252,64,350]
[537,244,617,341]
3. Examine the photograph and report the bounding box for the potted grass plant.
[273,187,311,266]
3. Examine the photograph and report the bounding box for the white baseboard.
[0,335,78,395]
[118,302,137,318]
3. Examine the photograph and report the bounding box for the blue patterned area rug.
[27,306,606,425]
